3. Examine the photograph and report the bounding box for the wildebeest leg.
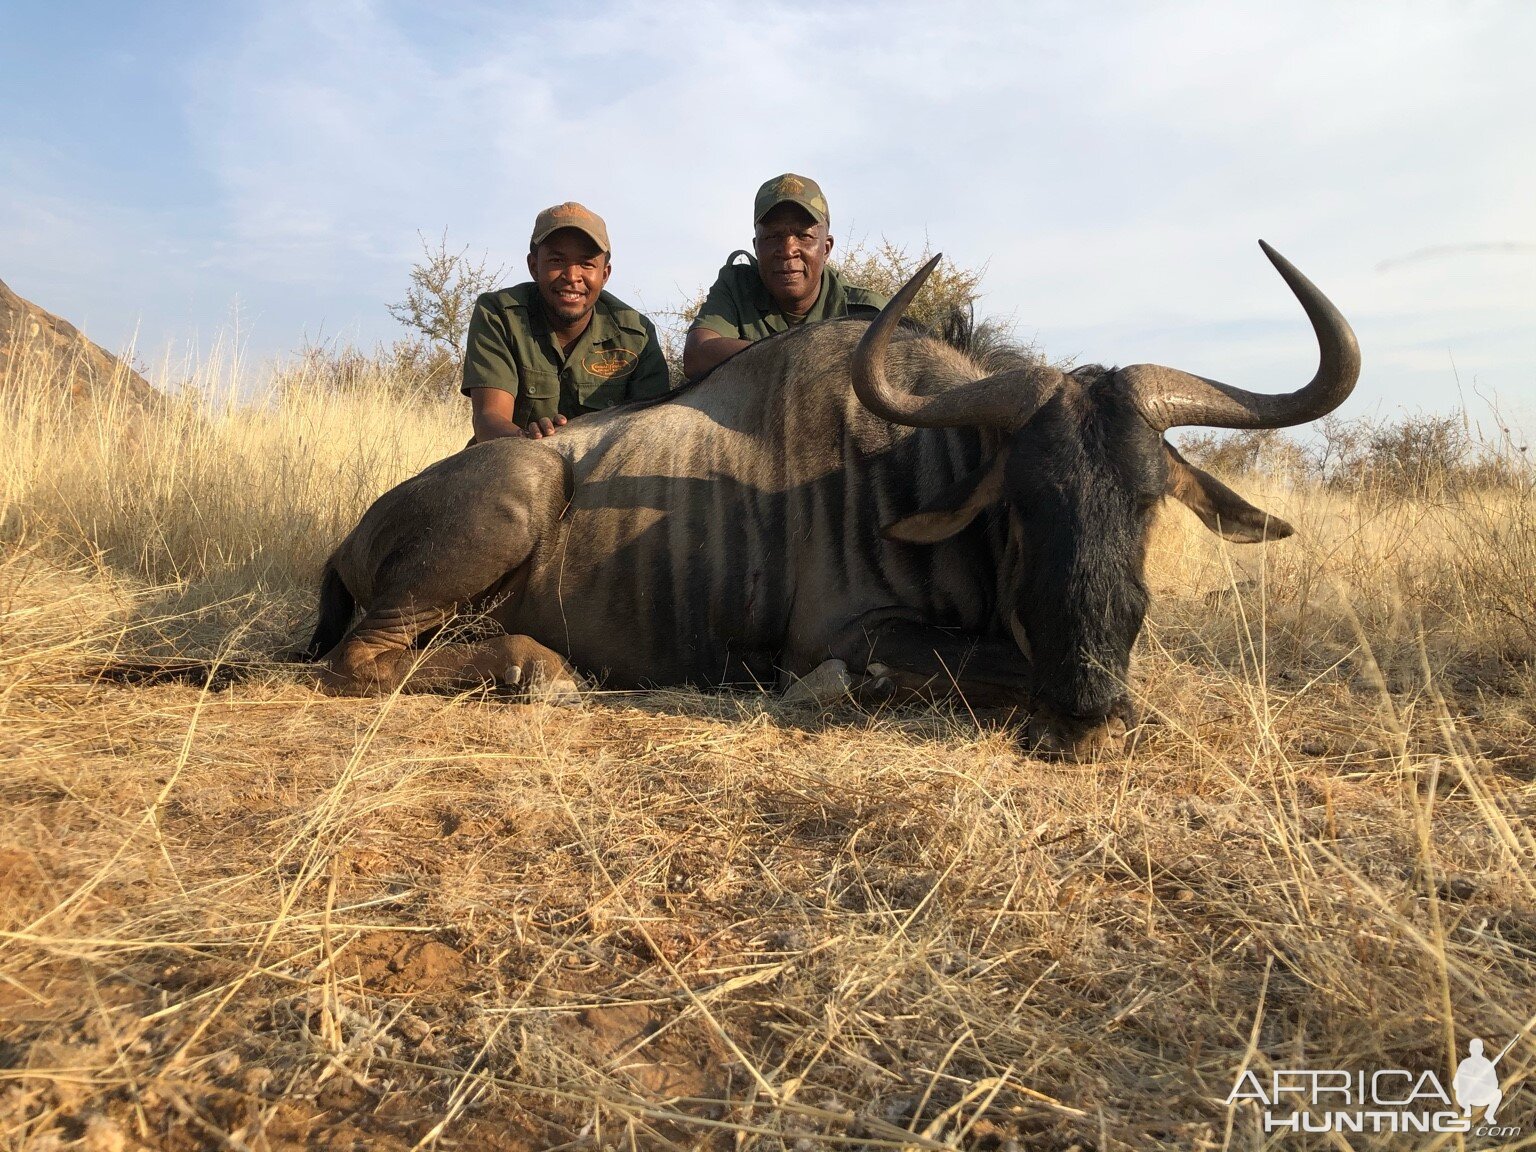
[408,633,581,701]
[319,608,578,700]
[829,614,1033,708]
[317,439,574,698]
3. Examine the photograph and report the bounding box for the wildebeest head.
[852,242,1361,755]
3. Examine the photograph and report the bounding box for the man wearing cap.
[682,174,888,380]
[463,202,670,443]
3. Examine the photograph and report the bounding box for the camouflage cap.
[753,173,829,227]
[530,202,611,253]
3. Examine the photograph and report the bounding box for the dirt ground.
[2,543,1534,1151]
[3,378,1535,1148]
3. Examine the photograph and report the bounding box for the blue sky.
[3,0,1533,425]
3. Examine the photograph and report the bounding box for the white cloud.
[2,0,1531,415]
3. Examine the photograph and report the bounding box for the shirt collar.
[750,265,843,330]
[527,290,613,349]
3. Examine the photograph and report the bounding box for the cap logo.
[778,176,806,195]
[584,348,637,379]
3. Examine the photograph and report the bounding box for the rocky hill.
[0,276,158,404]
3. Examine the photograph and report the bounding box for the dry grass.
[1,357,1534,1151]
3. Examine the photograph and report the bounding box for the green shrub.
[1178,412,1531,496]
[831,238,985,330]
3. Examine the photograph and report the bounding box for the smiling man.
[682,174,889,380]
[462,202,670,443]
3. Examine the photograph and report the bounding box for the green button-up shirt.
[461,284,671,427]
[690,253,889,344]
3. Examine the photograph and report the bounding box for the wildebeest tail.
[89,658,244,690]
[300,559,356,661]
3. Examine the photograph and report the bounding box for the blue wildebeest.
[304,242,1358,756]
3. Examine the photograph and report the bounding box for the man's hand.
[525,414,568,439]
[470,389,571,442]
[469,388,526,442]
[683,327,751,379]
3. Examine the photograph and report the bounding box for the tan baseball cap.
[753,173,829,226]
[530,202,611,253]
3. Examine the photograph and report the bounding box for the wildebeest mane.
[624,302,1059,413]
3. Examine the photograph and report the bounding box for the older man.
[682,174,888,379]
[463,202,670,442]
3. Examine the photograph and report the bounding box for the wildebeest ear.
[1164,442,1294,543]
[884,452,1009,544]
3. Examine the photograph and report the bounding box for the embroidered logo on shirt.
[584,348,638,379]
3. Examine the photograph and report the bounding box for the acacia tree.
[830,238,986,330]
[387,231,504,394]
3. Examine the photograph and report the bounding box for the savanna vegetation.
[1,251,1533,1150]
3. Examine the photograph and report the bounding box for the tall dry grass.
[1,348,463,659]
[1,348,1534,1150]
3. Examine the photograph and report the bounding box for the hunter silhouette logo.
[1227,1030,1524,1138]
[1455,1037,1515,1123]
[584,348,637,379]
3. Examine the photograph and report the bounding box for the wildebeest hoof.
[781,659,853,707]
[854,661,898,703]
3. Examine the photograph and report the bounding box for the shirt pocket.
[518,364,561,401]
[512,362,562,424]
[575,344,639,409]
[578,375,629,410]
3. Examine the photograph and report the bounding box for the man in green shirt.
[682,173,889,380]
[462,202,671,443]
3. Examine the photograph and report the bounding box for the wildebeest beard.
[1004,368,1163,721]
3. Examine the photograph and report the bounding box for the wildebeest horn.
[1120,241,1361,432]
[851,254,1065,430]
